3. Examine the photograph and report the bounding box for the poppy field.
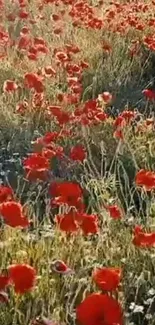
[2,0,155,324]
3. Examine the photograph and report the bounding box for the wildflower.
[70,145,86,162]
[66,63,81,75]
[55,51,69,63]
[24,73,44,93]
[25,170,49,182]
[135,169,155,191]
[106,205,122,219]
[34,37,46,46]
[34,132,59,149]
[53,28,62,35]
[50,260,74,274]
[142,89,155,101]
[8,264,36,294]
[133,226,155,248]
[18,10,29,19]
[80,214,99,235]
[80,60,89,69]
[114,116,125,128]
[48,105,70,125]
[43,66,56,78]
[49,181,84,210]
[16,100,28,114]
[20,26,29,35]
[121,110,136,123]
[0,201,29,228]
[23,153,49,172]
[92,267,121,291]
[18,35,31,49]
[56,212,79,233]
[51,14,61,21]
[113,128,124,140]
[0,185,14,203]
[66,43,80,54]
[98,91,112,104]
[3,80,18,92]
[27,52,38,61]
[76,293,123,325]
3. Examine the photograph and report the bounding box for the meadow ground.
[1,0,155,324]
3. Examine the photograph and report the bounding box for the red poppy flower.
[135,169,155,191]
[35,44,48,54]
[34,132,59,147]
[43,66,56,78]
[18,35,31,49]
[66,63,81,75]
[96,111,107,122]
[20,26,29,35]
[52,196,85,211]
[92,267,121,291]
[56,212,79,233]
[49,181,83,210]
[133,226,155,247]
[32,92,45,108]
[50,260,74,274]
[0,29,9,45]
[33,37,45,46]
[106,205,122,219]
[28,46,38,56]
[24,73,44,93]
[55,51,69,63]
[25,169,49,182]
[8,264,36,294]
[23,154,49,181]
[48,106,70,125]
[16,100,28,114]
[66,93,80,105]
[80,60,89,69]
[113,128,124,140]
[80,214,99,235]
[114,116,126,128]
[23,153,49,172]
[98,91,112,104]
[51,13,61,21]
[53,27,63,35]
[76,293,123,325]
[66,43,80,54]
[121,110,136,123]
[83,99,97,113]
[0,185,14,203]
[27,52,38,61]
[67,76,79,87]
[70,145,86,162]
[142,89,155,101]
[3,80,18,92]
[0,201,29,228]
[18,10,29,19]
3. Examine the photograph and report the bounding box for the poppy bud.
[50,260,74,275]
